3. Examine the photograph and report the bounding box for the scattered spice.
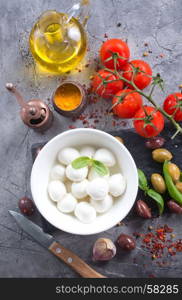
[117,23,121,27]
[68,125,76,129]
[134,224,181,263]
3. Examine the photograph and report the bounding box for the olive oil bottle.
[29,10,87,74]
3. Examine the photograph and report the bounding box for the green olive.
[152,148,173,163]
[168,163,180,183]
[114,136,124,144]
[176,182,182,193]
[151,173,166,194]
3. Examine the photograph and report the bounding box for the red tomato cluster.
[91,38,182,138]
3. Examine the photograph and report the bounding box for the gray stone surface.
[0,0,182,277]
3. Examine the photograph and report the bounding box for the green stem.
[106,67,182,139]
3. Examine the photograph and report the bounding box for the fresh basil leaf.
[147,188,164,215]
[72,156,91,169]
[138,169,149,192]
[93,160,109,176]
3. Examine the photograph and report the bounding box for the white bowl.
[30,128,138,235]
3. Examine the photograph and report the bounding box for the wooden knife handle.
[49,241,106,278]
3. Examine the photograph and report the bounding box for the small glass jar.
[52,81,87,117]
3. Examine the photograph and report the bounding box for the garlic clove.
[92,238,116,261]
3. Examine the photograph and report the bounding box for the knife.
[9,210,106,278]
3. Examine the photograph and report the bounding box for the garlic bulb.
[92,238,116,261]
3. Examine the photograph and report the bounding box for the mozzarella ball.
[87,178,109,201]
[48,180,66,202]
[71,179,88,199]
[75,202,96,223]
[88,167,110,181]
[109,173,126,197]
[50,164,66,181]
[90,194,113,213]
[94,148,116,167]
[66,164,88,182]
[57,193,77,213]
[65,180,72,193]
[80,146,95,158]
[58,147,80,165]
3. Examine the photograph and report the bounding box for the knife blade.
[9,210,106,278]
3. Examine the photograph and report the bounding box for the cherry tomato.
[163,93,182,121]
[122,60,152,90]
[100,39,130,70]
[112,89,143,118]
[133,106,164,138]
[92,69,124,99]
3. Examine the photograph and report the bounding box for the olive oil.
[29,11,87,74]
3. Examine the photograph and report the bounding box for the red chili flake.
[138,225,181,264]
[79,114,86,121]
[168,248,176,256]
[94,119,99,123]
[143,238,151,244]
[120,121,127,127]
[174,240,182,252]
[144,43,148,47]
[112,120,116,127]
[68,125,76,129]
[133,258,137,264]
[133,232,142,238]
[164,224,173,233]
[83,120,88,125]
[148,274,155,278]
[159,53,165,58]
